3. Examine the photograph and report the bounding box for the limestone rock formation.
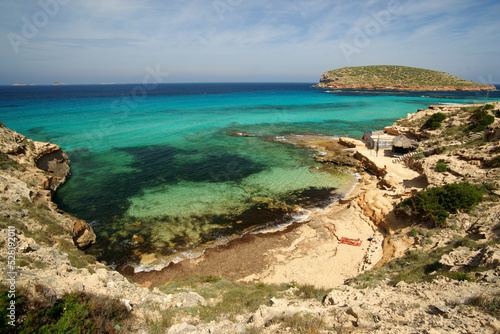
[72,216,97,249]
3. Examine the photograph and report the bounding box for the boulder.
[131,234,145,244]
[479,245,500,267]
[167,292,207,308]
[167,322,198,334]
[72,217,96,249]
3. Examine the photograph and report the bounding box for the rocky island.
[315,65,497,91]
[1,102,500,332]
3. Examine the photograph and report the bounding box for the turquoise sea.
[1,83,498,270]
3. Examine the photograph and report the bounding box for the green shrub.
[0,153,20,170]
[446,272,473,282]
[0,289,130,333]
[272,313,325,334]
[472,109,488,120]
[350,237,495,288]
[293,284,330,301]
[411,153,425,160]
[399,182,483,226]
[422,112,446,130]
[484,155,500,168]
[469,107,496,133]
[435,162,448,172]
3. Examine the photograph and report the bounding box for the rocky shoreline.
[314,82,496,91]
[1,101,500,332]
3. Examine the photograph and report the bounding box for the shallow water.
[0,83,497,268]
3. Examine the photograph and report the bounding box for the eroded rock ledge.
[315,82,496,91]
[0,123,96,249]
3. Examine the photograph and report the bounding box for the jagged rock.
[439,247,481,270]
[0,126,27,155]
[346,305,363,319]
[356,318,379,329]
[468,210,500,240]
[323,289,349,306]
[167,322,198,334]
[34,146,70,191]
[0,175,31,203]
[17,236,39,253]
[479,245,500,267]
[120,299,133,311]
[168,320,246,334]
[429,305,451,315]
[167,292,207,308]
[248,301,324,328]
[72,217,96,249]
[131,234,145,243]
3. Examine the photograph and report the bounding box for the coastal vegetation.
[350,237,500,288]
[467,104,496,133]
[0,287,130,333]
[159,277,330,321]
[0,153,19,170]
[398,182,483,226]
[421,112,446,130]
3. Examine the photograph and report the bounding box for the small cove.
[0,83,496,270]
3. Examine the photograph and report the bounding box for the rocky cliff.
[315,65,497,91]
[0,124,194,332]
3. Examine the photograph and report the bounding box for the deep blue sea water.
[1,83,498,270]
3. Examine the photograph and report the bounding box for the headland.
[315,65,497,91]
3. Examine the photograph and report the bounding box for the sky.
[0,0,499,85]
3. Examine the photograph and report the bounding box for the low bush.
[435,162,448,172]
[468,106,496,133]
[411,153,425,160]
[349,237,494,288]
[0,153,19,170]
[398,182,483,226]
[271,313,325,334]
[484,155,500,168]
[293,284,330,302]
[0,288,130,333]
[445,272,473,282]
[421,112,446,130]
[466,294,500,318]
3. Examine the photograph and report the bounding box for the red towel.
[340,237,362,246]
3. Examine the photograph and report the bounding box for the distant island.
[315,65,496,91]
